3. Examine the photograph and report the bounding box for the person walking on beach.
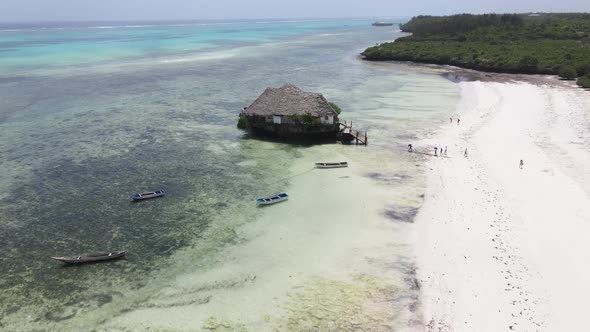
[434,147,438,157]
[450,117,453,123]
[408,144,413,152]
[444,146,447,156]
[519,159,524,169]
[464,148,468,157]
[457,118,461,125]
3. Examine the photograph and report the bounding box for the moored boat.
[372,22,394,27]
[50,250,126,264]
[315,161,348,168]
[256,192,289,205]
[131,189,165,201]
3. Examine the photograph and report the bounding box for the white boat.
[131,189,165,201]
[315,162,348,169]
[256,192,288,205]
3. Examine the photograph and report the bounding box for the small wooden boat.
[372,22,394,27]
[131,189,165,201]
[256,192,288,205]
[50,250,126,264]
[315,162,348,169]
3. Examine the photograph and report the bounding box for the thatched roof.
[243,84,338,117]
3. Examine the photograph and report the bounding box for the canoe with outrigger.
[315,161,348,169]
[50,250,127,264]
[131,189,165,201]
[256,192,289,205]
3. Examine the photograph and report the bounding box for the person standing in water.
[450,117,453,123]
[457,118,461,125]
[444,146,448,156]
[464,148,468,157]
[408,144,413,152]
[434,147,438,156]
[519,159,524,169]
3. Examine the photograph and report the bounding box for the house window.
[321,115,333,124]
[273,115,282,124]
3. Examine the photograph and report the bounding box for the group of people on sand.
[407,116,525,169]
[407,144,449,157]
[433,146,447,157]
[407,144,524,169]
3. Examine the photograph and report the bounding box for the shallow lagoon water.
[0,20,459,330]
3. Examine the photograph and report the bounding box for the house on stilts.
[238,84,340,140]
[238,84,367,144]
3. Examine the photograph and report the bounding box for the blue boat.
[131,189,165,201]
[256,192,288,205]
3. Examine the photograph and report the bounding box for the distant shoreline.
[357,54,578,88]
[361,13,590,88]
[362,48,590,90]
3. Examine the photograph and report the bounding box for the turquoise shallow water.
[0,20,460,330]
[0,19,370,73]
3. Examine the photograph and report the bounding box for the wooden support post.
[365,131,368,146]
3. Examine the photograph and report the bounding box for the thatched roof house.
[243,84,338,117]
[239,84,341,140]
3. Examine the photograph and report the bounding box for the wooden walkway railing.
[338,120,367,145]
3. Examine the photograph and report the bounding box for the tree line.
[362,13,590,88]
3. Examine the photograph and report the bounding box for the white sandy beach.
[414,79,590,331]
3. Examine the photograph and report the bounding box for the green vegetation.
[559,65,577,79]
[287,112,319,124]
[329,102,342,115]
[362,13,590,88]
[577,74,590,88]
[577,62,590,76]
[301,112,319,124]
[237,114,249,130]
[287,114,303,124]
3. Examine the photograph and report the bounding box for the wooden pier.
[338,120,368,145]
